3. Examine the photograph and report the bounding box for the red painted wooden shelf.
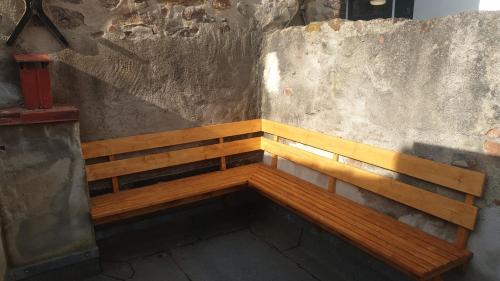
[0,105,79,126]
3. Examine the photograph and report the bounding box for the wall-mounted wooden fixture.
[15,54,53,110]
[0,54,78,126]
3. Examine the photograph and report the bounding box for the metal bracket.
[6,0,69,47]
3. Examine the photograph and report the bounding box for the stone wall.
[0,0,342,142]
[259,12,500,281]
[0,123,96,272]
[2,0,266,141]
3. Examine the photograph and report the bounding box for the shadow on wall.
[1,0,262,143]
[0,14,22,108]
[339,141,499,281]
[397,143,500,281]
[265,132,499,281]
[95,38,150,65]
[51,62,196,142]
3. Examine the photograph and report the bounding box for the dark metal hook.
[6,0,69,47]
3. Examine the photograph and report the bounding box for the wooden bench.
[82,119,263,224]
[82,119,486,281]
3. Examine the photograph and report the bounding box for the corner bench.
[82,119,485,281]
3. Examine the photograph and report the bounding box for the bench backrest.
[260,119,485,249]
[82,120,262,192]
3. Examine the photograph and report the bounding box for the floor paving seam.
[100,258,136,281]
[165,250,195,281]
[197,226,249,240]
[248,227,324,281]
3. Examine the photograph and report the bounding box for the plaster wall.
[260,12,500,281]
[0,123,96,269]
[0,0,341,142]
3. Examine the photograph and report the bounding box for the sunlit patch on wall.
[264,52,281,95]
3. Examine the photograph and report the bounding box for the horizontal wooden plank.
[261,119,485,197]
[92,164,258,224]
[254,165,470,260]
[253,175,440,267]
[86,137,261,181]
[260,138,478,230]
[249,166,472,279]
[252,179,430,276]
[93,188,241,225]
[82,119,261,159]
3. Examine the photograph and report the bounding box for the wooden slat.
[86,137,261,182]
[108,155,120,193]
[253,182,430,276]
[82,119,261,159]
[219,138,227,171]
[254,165,468,260]
[261,119,485,197]
[328,154,339,193]
[91,164,259,223]
[249,166,472,280]
[250,175,432,278]
[271,135,279,168]
[260,138,478,230]
[249,177,470,280]
[252,175,440,267]
[93,188,240,225]
[455,194,475,248]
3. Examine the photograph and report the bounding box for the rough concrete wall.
[0,0,344,141]
[260,12,500,281]
[0,123,95,268]
[0,0,303,141]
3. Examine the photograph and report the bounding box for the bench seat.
[91,164,260,225]
[91,162,472,280]
[249,165,472,281]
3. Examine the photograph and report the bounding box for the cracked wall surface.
[260,12,500,281]
[0,123,96,269]
[0,0,342,142]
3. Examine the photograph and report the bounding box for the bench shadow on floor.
[83,189,457,281]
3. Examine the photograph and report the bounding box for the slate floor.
[82,196,336,281]
[80,194,414,281]
[87,227,328,281]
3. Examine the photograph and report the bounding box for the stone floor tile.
[130,254,190,281]
[171,230,318,281]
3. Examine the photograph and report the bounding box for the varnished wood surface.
[91,164,260,223]
[89,162,473,280]
[86,137,261,181]
[82,119,261,159]
[85,119,486,280]
[249,165,472,280]
[260,137,478,230]
[261,119,485,197]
